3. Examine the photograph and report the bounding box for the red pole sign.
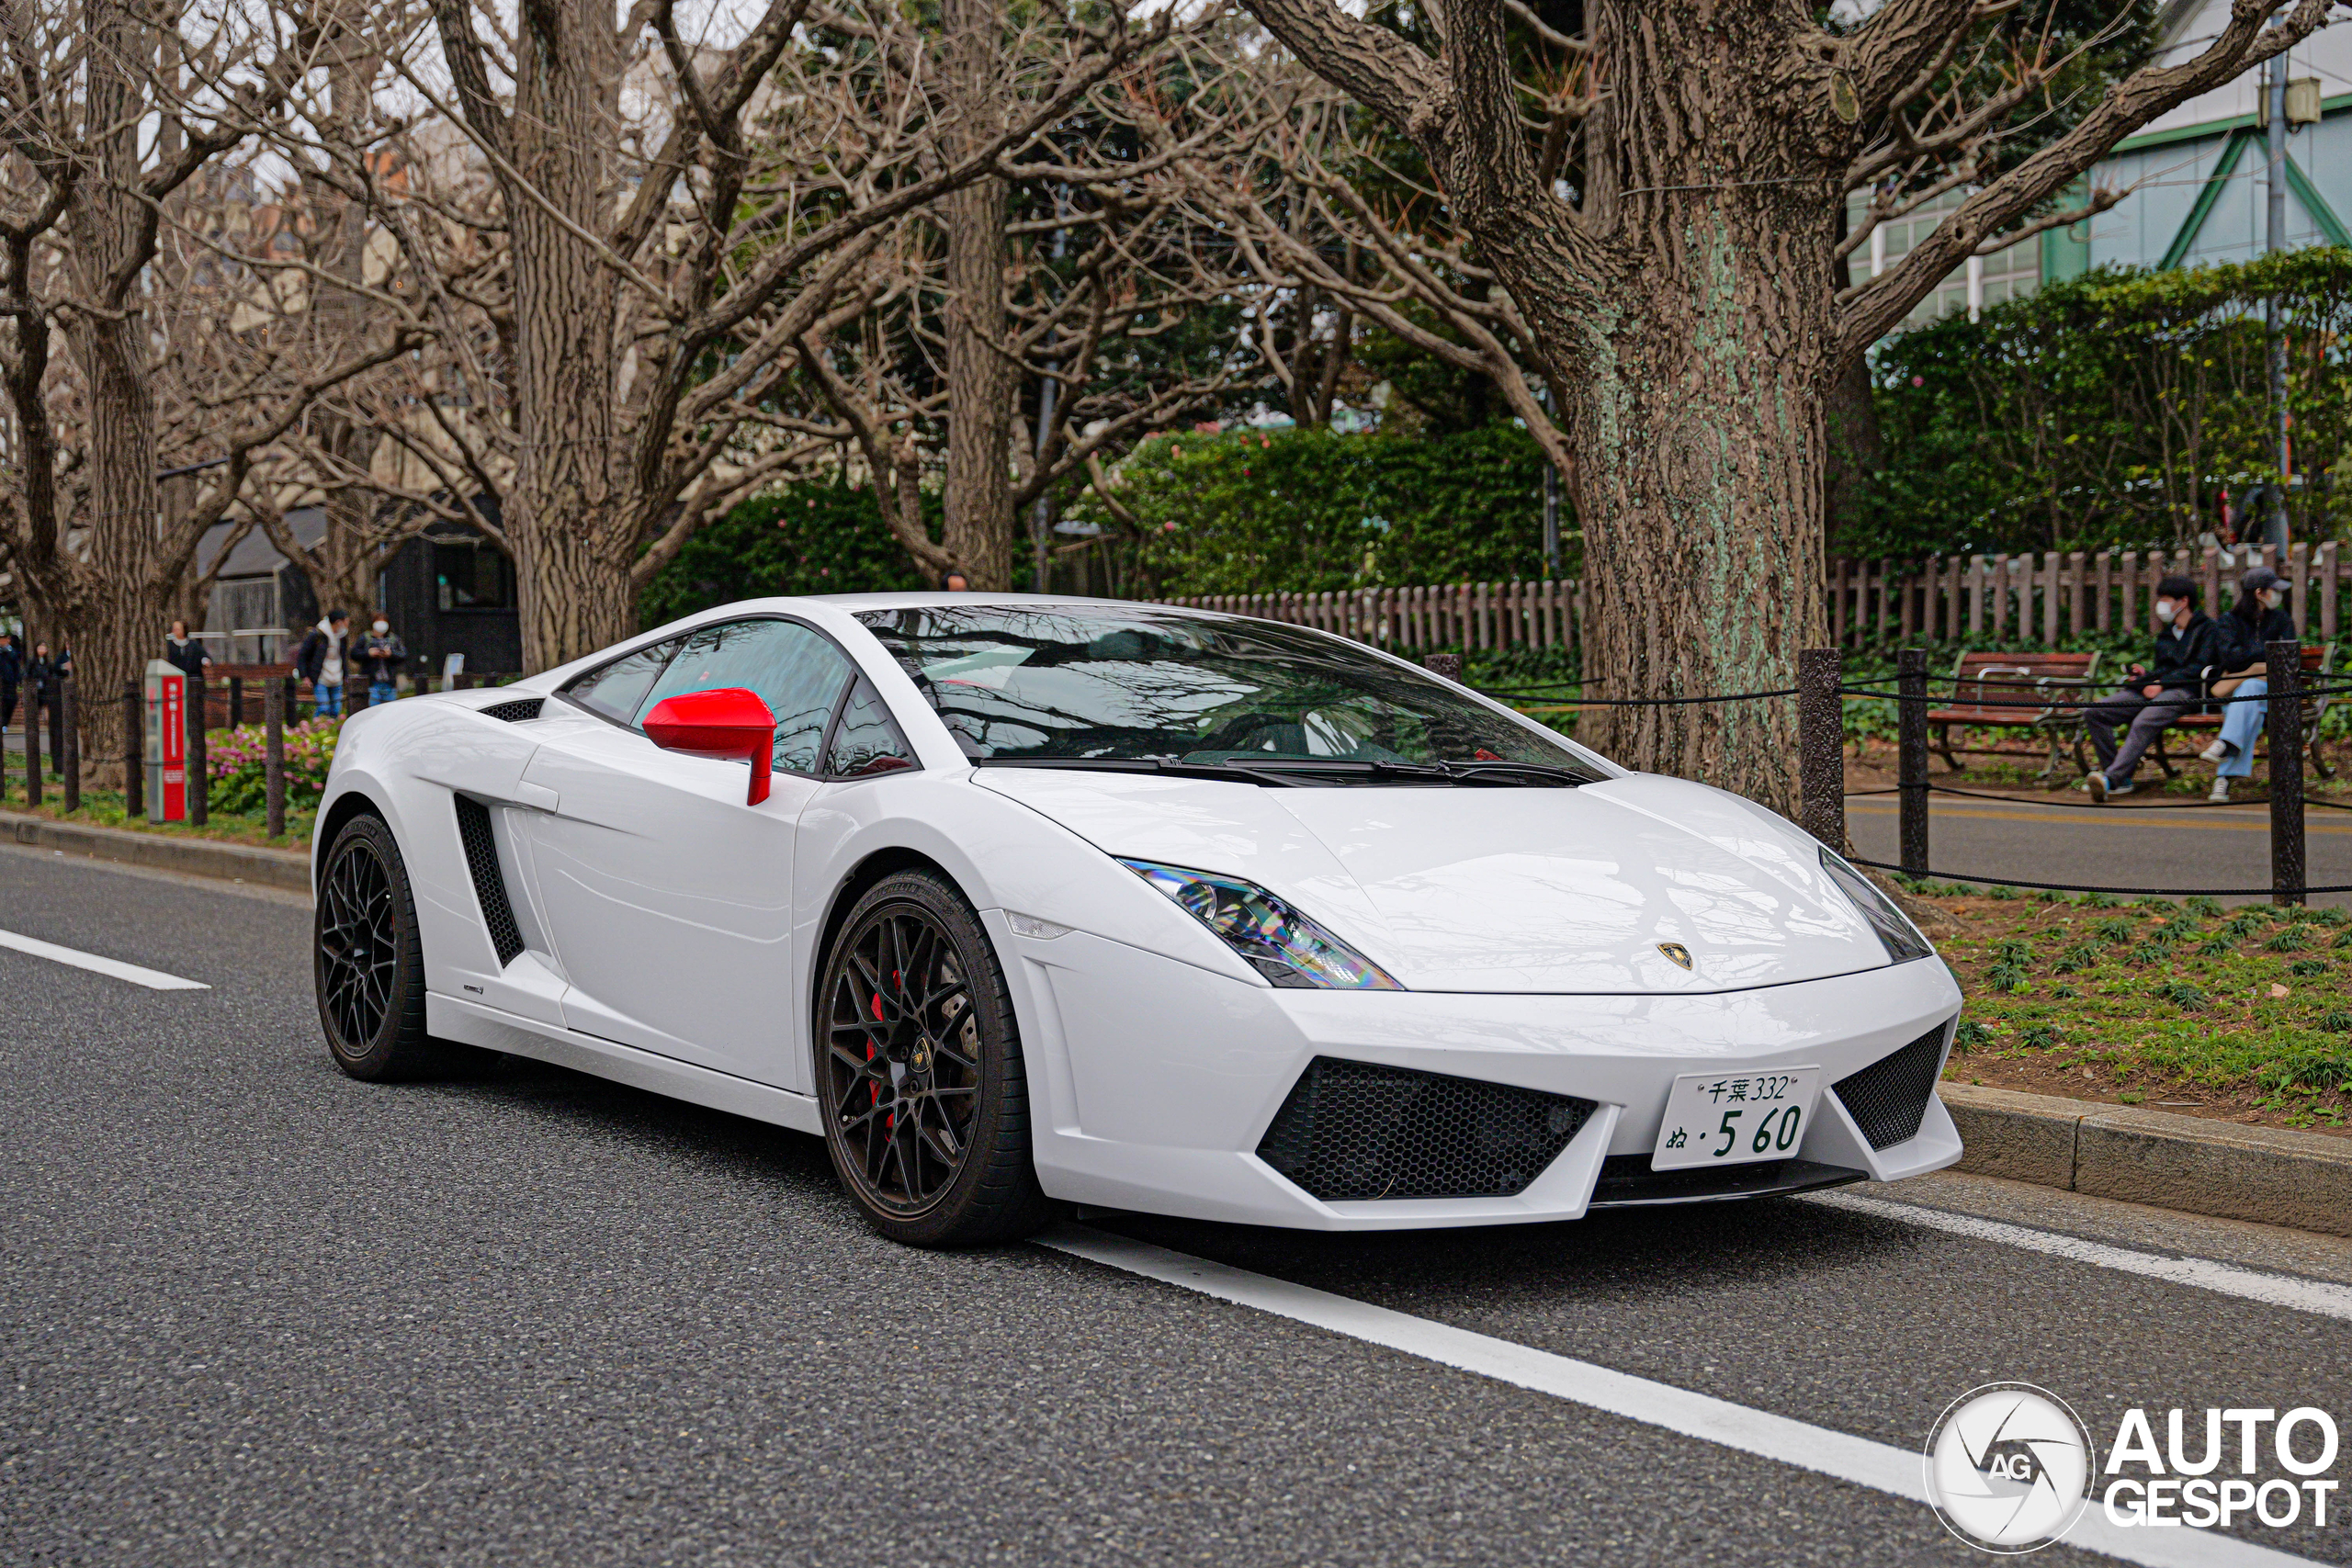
[158,671,186,822]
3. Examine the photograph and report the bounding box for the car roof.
[810,592,1238,615]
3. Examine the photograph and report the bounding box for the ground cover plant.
[0,775,315,851]
[1917,883,2352,1134]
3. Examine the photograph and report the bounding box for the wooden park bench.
[1925,650,2104,779]
[2149,641,2337,780]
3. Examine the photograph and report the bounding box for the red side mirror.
[642,687,777,805]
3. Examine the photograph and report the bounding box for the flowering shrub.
[206,717,342,814]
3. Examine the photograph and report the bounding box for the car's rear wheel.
[816,870,1053,1247]
[315,812,492,1081]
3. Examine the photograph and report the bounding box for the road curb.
[0,808,311,892]
[1940,1081,2352,1238]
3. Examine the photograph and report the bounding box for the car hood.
[974,768,1893,994]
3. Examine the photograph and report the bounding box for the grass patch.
[1938,895,2352,1129]
[0,776,313,852]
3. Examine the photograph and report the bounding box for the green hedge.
[1854,249,2352,559]
[639,483,928,627]
[1101,423,1567,594]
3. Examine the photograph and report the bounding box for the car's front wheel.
[315,812,492,1081]
[815,870,1053,1247]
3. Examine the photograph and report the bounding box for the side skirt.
[427,991,823,1136]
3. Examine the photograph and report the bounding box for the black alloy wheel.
[817,871,1052,1247]
[314,812,490,1081]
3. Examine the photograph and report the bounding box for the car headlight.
[1117,858,1403,990]
[1818,846,1933,964]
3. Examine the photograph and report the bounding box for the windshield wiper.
[971,755,1589,788]
[1433,760,1590,786]
[971,756,1306,787]
[1227,758,1588,787]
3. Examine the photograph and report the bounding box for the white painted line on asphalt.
[1038,1223,2322,1568]
[0,928,209,991]
[1807,1190,2352,1324]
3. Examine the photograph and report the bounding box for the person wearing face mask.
[2082,574,2225,802]
[358,616,406,707]
[2199,567,2297,802]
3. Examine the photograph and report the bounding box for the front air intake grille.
[480,697,544,723]
[453,795,525,966]
[1256,1057,1594,1201]
[1831,1022,1951,1151]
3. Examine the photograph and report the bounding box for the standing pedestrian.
[26,642,59,776]
[164,620,210,682]
[296,612,350,718]
[0,631,19,739]
[360,616,405,707]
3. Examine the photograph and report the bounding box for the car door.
[519,617,857,1087]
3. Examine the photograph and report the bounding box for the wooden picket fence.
[1158,581,1589,653]
[1827,542,2347,649]
[1159,542,2347,655]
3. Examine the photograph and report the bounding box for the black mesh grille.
[453,795,525,966]
[480,697,544,723]
[1832,1022,1951,1151]
[1256,1057,1594,1201]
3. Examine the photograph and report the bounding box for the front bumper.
[1002,919,1963,1231]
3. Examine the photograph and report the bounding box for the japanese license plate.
[1650,1067,1821,1171]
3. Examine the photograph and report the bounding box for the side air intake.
[1256,1056,1594,1201]
[480,696,545,723]
[1831,1022,1951,1151]
[453,795,525,966]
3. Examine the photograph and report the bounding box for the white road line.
[1038,1224,2321,1568]
[1807,1190,2352,1324]
[0,928,209,991]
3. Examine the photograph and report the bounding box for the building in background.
[1857,1,2352,328]
[196,509,520,678]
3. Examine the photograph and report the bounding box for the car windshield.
[854,604,1608,779]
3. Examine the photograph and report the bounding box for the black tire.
[815,870,1054,1247]
[314,812,492,1081]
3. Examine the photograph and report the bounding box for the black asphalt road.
[1849,793,2352,908]
[5,845,2350,1567]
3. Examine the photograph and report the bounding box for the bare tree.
[270,0,1169,671]
[1,0,421,776]
[801,7,1272,589]
[1226,0,2333,807]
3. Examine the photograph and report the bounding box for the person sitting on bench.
[2085,574,2224,802]
[2199,566,2295,803]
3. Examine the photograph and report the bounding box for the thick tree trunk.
[499,2,629,671]
[1449,205,1831,815]
[939,0,1017,589]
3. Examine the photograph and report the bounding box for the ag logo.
[1656,942,1693,971]
[1924,1383,2095,1553]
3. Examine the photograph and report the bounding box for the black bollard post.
[1798,648,1845,850]
[2269,639,2305,907]
[24,681,40,807]
[187,674,208,827]
[229,674,245,728]
[1897,649,1929,875]
[265,677,286,840]
[60,675,77,812]
[123,681,142,814]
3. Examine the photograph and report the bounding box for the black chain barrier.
[1844,854,2352,900]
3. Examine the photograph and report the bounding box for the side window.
[565,638,678,725]
[825,678,916,778]
[638,618,853,776]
